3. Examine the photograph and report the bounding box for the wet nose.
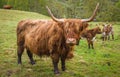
[66,38,76,44]
[68,38,75,42]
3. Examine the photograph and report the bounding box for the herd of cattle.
[80,23,114,49]
[16,3,114,74]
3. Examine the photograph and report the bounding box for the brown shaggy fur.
[17,3,99,74]
[17,19,88,74]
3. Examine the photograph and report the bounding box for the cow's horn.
[81,3,99,22]
[46,6,64,22]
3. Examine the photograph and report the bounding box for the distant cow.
[17,3,99,74]
[102,24,114,41]
[3,5,12,9]
[80,26,102,49]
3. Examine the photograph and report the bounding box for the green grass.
[0,9,120,77]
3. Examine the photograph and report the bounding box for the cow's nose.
[66,38,76,45]
[68,38,75,42]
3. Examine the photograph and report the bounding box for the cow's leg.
[102,37,103,41]
[103,36,105,41]
[26,49,35,65]
[91,41,94,49]
[104,36,107,41]
[61,56,66,71]
[108,35,110,40]
[102,34,105,41]
[112,34,114,40]
[51,53,60,74]
[104,37,106,41]
[102,37,104,41]
[87,39,91,49]
[88,43,90,49]
[17,45,24,64]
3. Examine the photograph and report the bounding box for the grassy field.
[0,9,120,77]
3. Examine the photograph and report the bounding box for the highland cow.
[17,3,99,74]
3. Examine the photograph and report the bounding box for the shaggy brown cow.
[3,5,12,9]
[80,26,102,49]
[102,24,114,41]
[17,3,99,74]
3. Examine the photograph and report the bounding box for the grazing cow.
[80,26,102,49]
[102,24,114,41]
[17,3,99,74]
[3,5,12,9]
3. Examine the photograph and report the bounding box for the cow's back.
[81,30,92,38]
[17,20,35,46]
[24,20,64,56]
[17,19,50,45]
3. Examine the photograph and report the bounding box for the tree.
[0,0,120,21]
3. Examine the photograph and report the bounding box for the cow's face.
[62,20,88,46]
[102,25,110,35]
[102,24,108,32]
[46,3,99,45]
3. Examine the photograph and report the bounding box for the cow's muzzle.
[66,38,77,46]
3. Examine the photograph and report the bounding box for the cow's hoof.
[31,61,36,65]
[54,70,60,75]
[18,62,22,65]
[62,68,66,71]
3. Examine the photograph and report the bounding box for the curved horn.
[46,6,64,22]
[81,3,99,22]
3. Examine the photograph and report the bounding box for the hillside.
[0,9,120,77]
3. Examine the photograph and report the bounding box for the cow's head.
[46,3,99,46]
[63,19,89,45]
[102,24,108,33]
[95,26,102,34]
[94,24,102,34]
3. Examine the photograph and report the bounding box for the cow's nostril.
[66,38,76,45]
[68,38,75,42]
